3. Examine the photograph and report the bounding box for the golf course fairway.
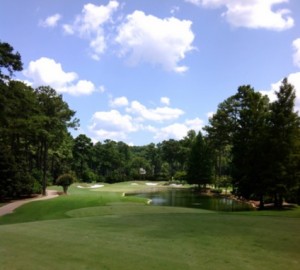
[0,182,299,270]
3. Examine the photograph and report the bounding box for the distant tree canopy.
[1,40,299,208]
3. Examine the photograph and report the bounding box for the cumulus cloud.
[86,93,207,142]
[153,117,204,141]
[126,100,184,122]
[115,10,195,73]
[23,57,97,96]
[185,0,294,31]
[63,0,119,59]
[89,110,137,141]
[292,38,300,68]
[40,13,62,28]
[110,96,129,107]
[87,96,204,143]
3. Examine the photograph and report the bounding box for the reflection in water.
[136,189,252,212]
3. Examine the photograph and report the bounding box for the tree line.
[1,41,299,208]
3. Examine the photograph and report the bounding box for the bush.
[81,170,100,183]
[56,173,75,194]
[174,171,187,181]
[211,188,223,194]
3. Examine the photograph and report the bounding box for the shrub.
[174,171,187,181]
[211,188,223,194]
[56,173,75,194]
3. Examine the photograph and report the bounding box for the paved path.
[0,190,59,217]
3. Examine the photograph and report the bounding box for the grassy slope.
[0,182,299,270]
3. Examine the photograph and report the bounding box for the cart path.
[0,190,59,217]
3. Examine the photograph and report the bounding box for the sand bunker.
[77,184,104,189]
[170,184,183,187]
[146,183,158,186]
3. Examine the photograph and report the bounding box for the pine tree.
[186,132,213,188]
[268,78,300,207]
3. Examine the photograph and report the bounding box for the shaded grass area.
[1,208,299,270]
[0,182,300,270]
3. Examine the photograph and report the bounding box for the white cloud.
[292,38,300,68]
[63,0,119,59]
[185,0,224,8]
[40,13,62,28]
[89,110,137,141]
[87,96,204,143]
[185,0,294,31]
[185,117,204,130]
[153,117,204,141]
[24,57,77,87]
[160,97,170,106]
[60,80,96,96]
[126,100,184,122]
[115,10,195,73]
[110,96,129,107]
[23,57,97,96]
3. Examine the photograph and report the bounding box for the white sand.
[146,183,158,186]
[77,184,104,189]
[170,184,183,187]
[91,184,104,188]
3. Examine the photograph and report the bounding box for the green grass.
[0,182,299,270]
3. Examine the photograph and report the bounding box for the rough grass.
[0,182,299,270]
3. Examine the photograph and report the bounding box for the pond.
[135,189,253,212]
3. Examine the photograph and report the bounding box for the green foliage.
[205,79,300,208]
[186,131,213,187]
[267,78,300,207]
[0,41,23,81]
[174,170,187,181]
[0,43,79,200]
[56,174,75,193]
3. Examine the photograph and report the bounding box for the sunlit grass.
[0,182,299,270]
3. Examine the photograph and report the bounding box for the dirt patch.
[0,190,59,217]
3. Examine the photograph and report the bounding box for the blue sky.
[1,0,300,145]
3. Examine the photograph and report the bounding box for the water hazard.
[136,189,253,211]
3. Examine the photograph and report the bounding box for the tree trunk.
[274,193,278,208]
[42,140,48,196]
[259,195,264,210]
[278,193,283,208]
[63,186,68,194]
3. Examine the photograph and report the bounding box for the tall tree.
[204,96,240,188]
[268,78,300,207]
[186,131,213,188]
[0,81,41,198]
[72,134,93,181]
[159,139,182,178]
[35,86,78,195]
[230,86,270,208]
